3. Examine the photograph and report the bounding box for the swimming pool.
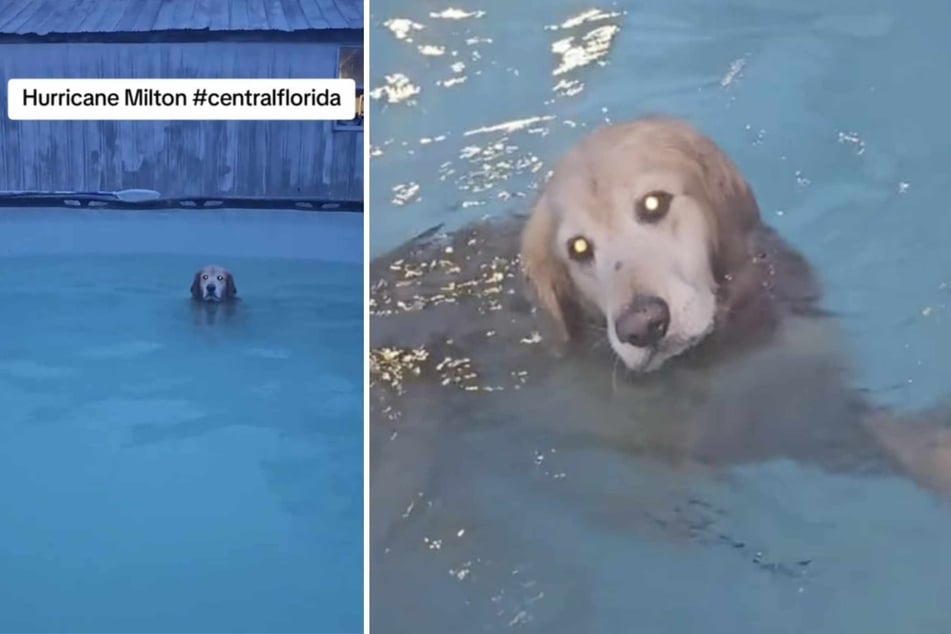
[0,208,363,632]
[370,0,951,631]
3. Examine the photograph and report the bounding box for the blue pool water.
[370,0,951,631]
[0,209,363,633]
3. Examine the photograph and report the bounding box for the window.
[335,45,363,131]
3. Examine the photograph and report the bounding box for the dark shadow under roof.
[0,0,363,35]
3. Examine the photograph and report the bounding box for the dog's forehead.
[546,178,611,231]
[199,265,229,277]
[547,141,699,229]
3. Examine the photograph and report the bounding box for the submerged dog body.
[370,116,951,514]
[371,117,826,423]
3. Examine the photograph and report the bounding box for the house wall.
[0,39,363,201]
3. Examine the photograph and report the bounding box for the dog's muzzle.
[614,294,670,348]
[203,283,220,301]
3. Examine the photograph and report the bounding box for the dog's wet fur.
[369,115,951,531]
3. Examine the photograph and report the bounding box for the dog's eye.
[637,190,673,221]
[202,274,209,280]
[217,275,224,281]
[567,236,594,263]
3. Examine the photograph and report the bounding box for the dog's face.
[521,118,760,373]
[190,265,237,302]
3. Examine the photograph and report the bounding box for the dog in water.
[190,264,238,303]
[369,115,951,549]
[190,264,239,325]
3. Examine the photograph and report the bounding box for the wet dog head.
[520,117,760,373]
[190,264,238,302]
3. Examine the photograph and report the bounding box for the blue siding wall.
[0,40,363,201]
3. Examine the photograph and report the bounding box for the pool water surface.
[0,253,362,632]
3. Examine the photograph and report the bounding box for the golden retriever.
[368,118,951,630]
[190,264,238,303]
[189,264,239,326]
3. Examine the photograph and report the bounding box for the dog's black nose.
[206,283,216,293]
[614,294,670,348]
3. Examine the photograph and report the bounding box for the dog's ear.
[694,138,761,281]
[190,271,202,299]
[520,194,580,341]
[224,272,237,298]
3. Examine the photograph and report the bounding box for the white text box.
[7,78,357,121]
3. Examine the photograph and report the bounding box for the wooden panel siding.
[0,0,363,34]
[0,41,363,201]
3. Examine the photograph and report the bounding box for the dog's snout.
[206,283,217,293]
[615,294,670,348]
